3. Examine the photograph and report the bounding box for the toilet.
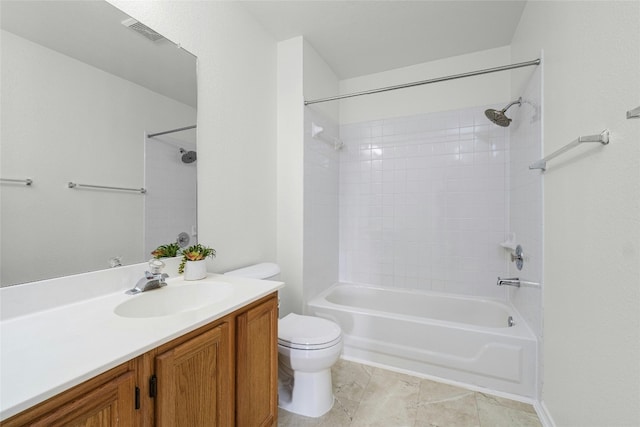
[224,263,343,418]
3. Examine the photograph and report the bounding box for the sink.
[114,282,234,318]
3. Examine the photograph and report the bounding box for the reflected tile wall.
[339,106,510,298]
[144,136,197,257]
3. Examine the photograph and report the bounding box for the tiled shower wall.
[508,66,543,340]
[339,107,511,299]
[303,109,341,303]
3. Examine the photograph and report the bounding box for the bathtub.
[307,283,537,398]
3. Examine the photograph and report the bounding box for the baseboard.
[534,400,556,427]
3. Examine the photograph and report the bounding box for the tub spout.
[497,277,521,287]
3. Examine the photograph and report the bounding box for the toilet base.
[278,366,335,418]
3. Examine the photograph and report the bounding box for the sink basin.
[114,282,234,318]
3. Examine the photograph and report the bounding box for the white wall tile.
[339,105,509,297]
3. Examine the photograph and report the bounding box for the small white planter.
[184,259,207,281]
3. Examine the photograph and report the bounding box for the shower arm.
[501,98,522,112]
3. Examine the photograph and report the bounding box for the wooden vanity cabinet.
[1,292,278,427]
[1,361,137,427]
[153,320,234,426]
[235,294,278,427]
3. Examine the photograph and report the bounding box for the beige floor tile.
[475,392,537,414]
[350,371,420,427]
[419,379,475,404]
[371,366,422,386]
[476,397,542,427]
[278,397,359,427]
[332,359,373,402]
[278,359,543,427]
[415,392,480,427]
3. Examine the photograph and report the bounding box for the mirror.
[0,1,197,287]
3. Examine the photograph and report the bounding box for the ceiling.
[1,1,526,104]
[240,0,527,79]
[1,1,197,107]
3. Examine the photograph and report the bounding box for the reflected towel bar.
[529,129,609,171]
[68,182,146,194]
[627,106,640,119]
[147,125,196,138]
[1,178,33,186]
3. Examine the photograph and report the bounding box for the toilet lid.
[278,313,342,350]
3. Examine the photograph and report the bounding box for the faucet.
[496,277,522,288]
[497,276,542,288]
[126,259,169,295]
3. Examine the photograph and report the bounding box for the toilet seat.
[278,313,342,350]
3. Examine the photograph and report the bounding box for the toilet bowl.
[277,313,343,417]
[224,263,343,418]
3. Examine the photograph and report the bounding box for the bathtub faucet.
[497,277,521,288]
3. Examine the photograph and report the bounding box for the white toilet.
[225,263,343,418]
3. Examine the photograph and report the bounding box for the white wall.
[1,29,195,285]
[339,46,512,124]
[276,38,341,314]
[302,41,340,304]
[277,37,305,316]
[511,2,640,426]
[108,1,278,275]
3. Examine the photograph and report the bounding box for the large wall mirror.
[1,1,197,287]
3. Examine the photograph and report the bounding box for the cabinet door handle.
[149,375,157,398]
[135,386,141,410]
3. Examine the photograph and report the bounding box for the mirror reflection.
[0,0,197,287]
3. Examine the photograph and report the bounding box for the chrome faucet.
[497,277,522,288]
[126,259,169,295]
[496,276,541,288]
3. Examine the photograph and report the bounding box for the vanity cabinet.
[154,321,234,426]
[2,293,278,427]
[235,294,278,427]
[1,362,137,427]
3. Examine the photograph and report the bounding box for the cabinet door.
[154,322,233,427]
[235,295,278,427]
[26,371,136,427]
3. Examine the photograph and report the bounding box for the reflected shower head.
[179,148,197,163]
[485,97,522,127]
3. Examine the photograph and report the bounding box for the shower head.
[179,148,197,163]
[484,97,522,127]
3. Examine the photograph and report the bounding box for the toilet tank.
[224,262,280,280]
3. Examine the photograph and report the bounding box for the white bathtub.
[307,283,537,398]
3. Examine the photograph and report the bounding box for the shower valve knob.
[510,245,524,270]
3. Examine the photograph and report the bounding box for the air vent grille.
[121,18,165,42]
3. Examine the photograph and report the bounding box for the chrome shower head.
[485,97,522,127]
[179,148,197,163]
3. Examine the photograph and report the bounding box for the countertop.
[0,273,283,420]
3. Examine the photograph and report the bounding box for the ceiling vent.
[121,18,165,42]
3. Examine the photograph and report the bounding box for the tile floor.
[278,359,542,427]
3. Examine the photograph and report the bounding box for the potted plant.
[151,242,181,259]
[179,243,216,280]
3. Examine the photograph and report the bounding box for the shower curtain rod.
[147,125,197,138]
[304,58,541,106]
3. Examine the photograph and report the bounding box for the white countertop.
[0,273,283,420]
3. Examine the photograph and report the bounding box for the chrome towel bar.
[627,106,640,119]
[529,129,609,171]
[68,182,146,194]
[1,178,33,186]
